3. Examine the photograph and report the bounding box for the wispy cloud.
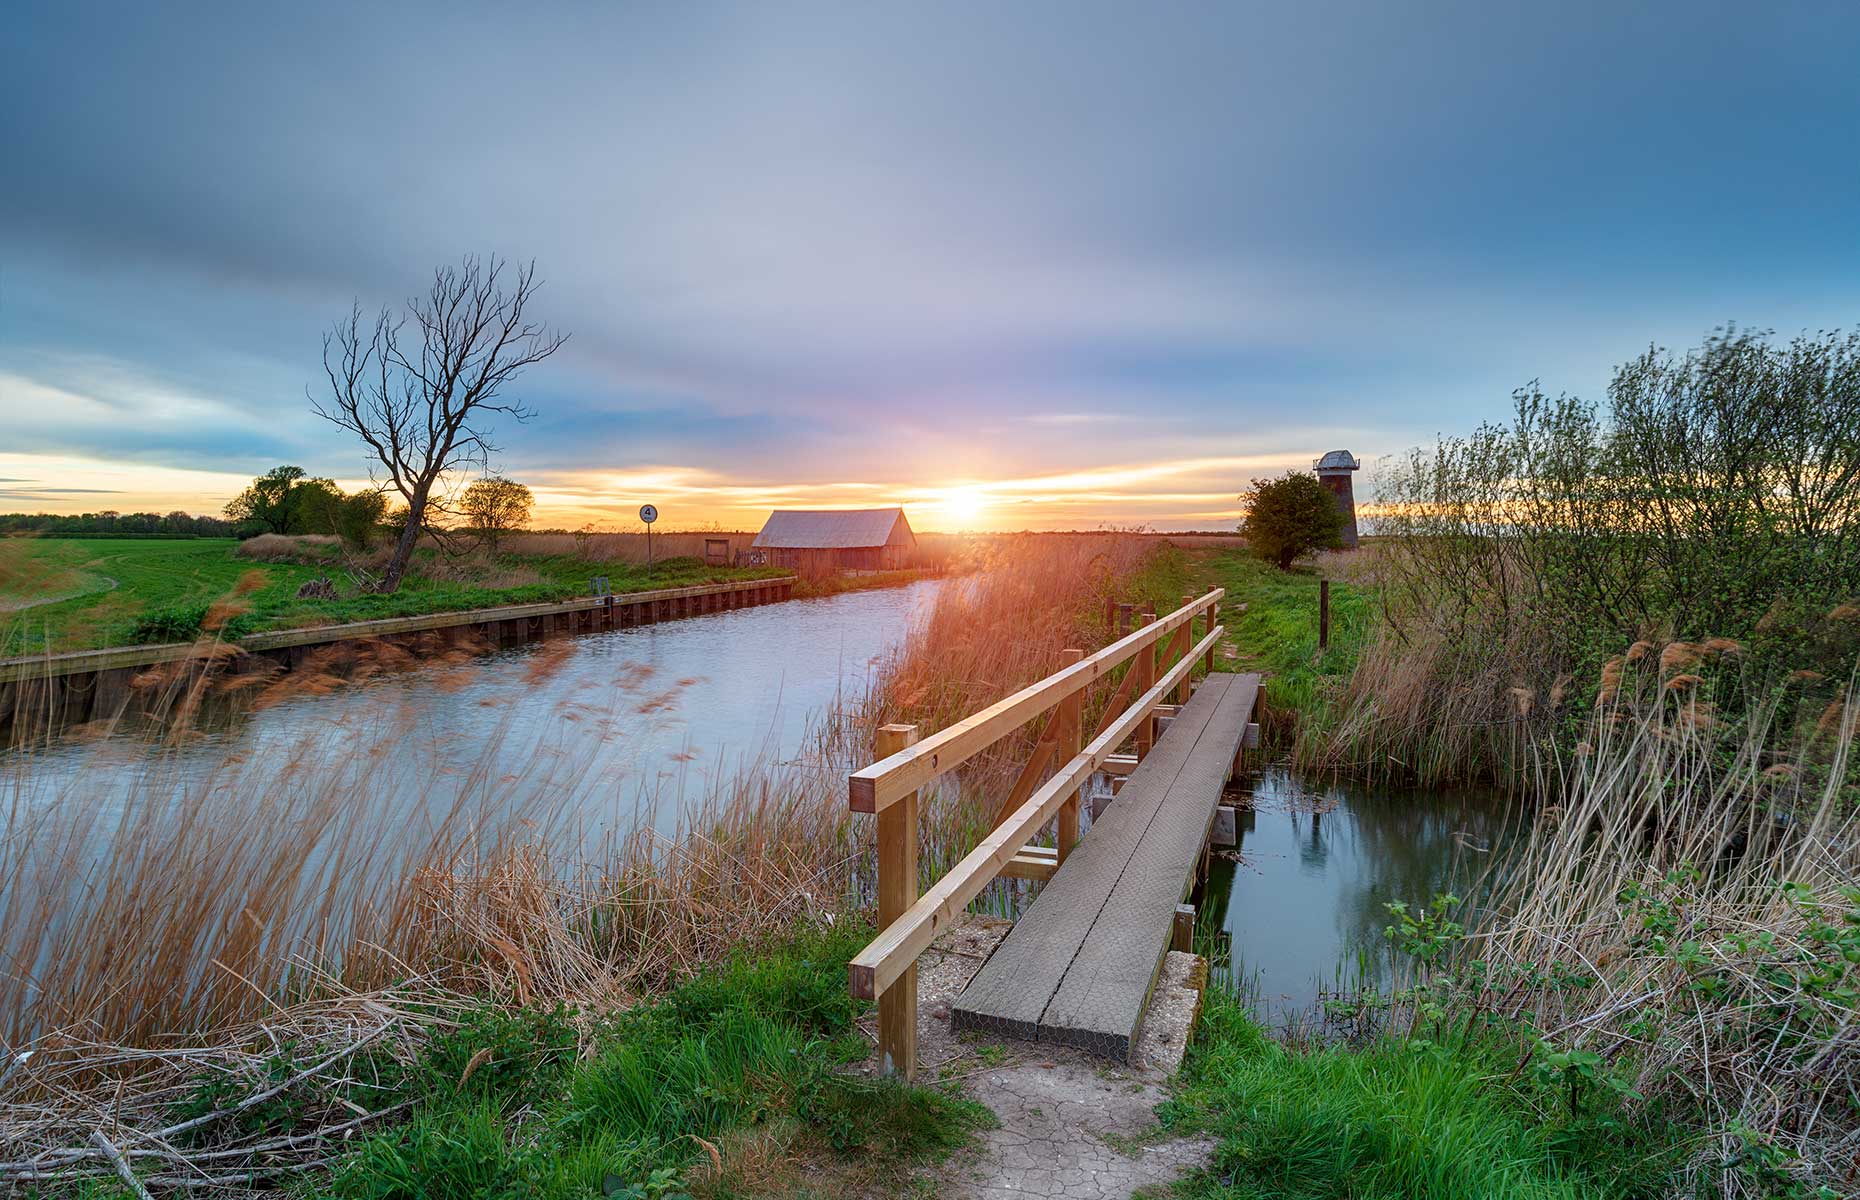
[3,4,1857,525]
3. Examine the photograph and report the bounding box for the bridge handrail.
[848,617,1224,1001]
[845,587,1226,1078]
[848,588,1224,813]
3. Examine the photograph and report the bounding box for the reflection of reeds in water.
[0,534,1183,1168]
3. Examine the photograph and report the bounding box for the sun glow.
[937,486,989,526]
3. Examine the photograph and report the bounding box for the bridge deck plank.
[951,672,1260,1060]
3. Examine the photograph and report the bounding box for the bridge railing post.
[1056,648,1083,862]
[1173,594,1197,705]
[874,722,920,1080]
[1203,589,1218,673]
[1135,611,1157,758]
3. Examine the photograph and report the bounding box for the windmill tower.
[1314,450,1361,548]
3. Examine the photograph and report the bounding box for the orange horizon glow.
[0,449,1320,534]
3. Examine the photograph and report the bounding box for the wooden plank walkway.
[953,670,1260,1061]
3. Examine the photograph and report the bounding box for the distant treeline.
[0,511,237,537]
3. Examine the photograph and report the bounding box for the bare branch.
[311,256,567,592]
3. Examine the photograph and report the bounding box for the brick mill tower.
[1314,450,1361,548]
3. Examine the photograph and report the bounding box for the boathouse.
[752,507,917,575]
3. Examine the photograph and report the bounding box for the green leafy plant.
[1238,471,1346,570]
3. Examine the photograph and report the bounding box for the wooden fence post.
[1056,648,1083,861]
[1319,579,1331,651]
[875,722,920,1080]
[1135,612,1157,758]
[1116,603,1133,638]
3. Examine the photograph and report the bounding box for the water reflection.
[1208,766,1515,1023]
[10,580,943,841]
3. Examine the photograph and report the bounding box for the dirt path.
[856,916,1214,1199]
[0,573,116,614]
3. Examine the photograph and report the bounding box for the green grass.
[0,538,790,655]
[1195,549,1368,735]
[52,927,990,1198]
[304,925,990,1200]
[1158,989,1691,1200]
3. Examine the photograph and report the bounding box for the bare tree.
[315,256,567,592]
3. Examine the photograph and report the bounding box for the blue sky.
[4,1,1858,528]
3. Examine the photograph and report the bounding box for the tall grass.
[1473,673,1859,1196]
[0,533,1183,1186]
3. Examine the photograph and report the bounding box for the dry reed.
[1476,675,1860,1196]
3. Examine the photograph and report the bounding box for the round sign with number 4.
[638,504,658,524]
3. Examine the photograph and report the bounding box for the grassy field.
[0,537,789,655]
[1193,547,1370,743]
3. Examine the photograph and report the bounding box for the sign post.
[638,503,658,574]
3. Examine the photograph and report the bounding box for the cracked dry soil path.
[854,915,1214,1199]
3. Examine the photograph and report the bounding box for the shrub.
[1325,326,1860,783]
[1239,471,1345,570]
[232,532,342,562]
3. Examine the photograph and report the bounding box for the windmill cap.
[1314,450,1360,472]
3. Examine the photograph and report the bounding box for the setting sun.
[938,486,989,526]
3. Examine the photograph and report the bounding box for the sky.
[4,2,1859,532]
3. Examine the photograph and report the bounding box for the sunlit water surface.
[10,580,945,842]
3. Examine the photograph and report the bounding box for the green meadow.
[0,537,787,655]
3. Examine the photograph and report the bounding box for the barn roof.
[753,507,913,549]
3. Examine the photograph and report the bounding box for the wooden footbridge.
[847,588,1260,1077]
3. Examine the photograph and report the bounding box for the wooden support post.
[1116,603,1132,636]
[1203,592,1217,673]
[874,723,920,1080]
[1134,612,1156,758]
[1056,648,1083,862]
[1319,579,1331,651]
[1173,594,1195,705]
[1173,904,1195,953]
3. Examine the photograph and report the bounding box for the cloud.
[3,3,1858,525]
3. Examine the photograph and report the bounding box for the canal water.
[1204,766,1516,1024]
[8,576,1513,1019]
[10,579,945,840]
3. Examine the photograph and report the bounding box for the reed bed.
[0,532,1181,1192]
[1474,669,1860,1196]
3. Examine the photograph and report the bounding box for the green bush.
[125,603,257,644]
[1239,471,1346,570]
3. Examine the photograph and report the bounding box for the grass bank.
[1192,547,1369,748]
[33,926,989,1198]
[0,537,789,654]
[1159,988,1693,1200]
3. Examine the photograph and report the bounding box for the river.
[9,580,945,841]
[7,577,1511,1020]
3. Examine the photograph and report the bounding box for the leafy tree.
[298,485,390,549]
[225,463,312,532]
[315,255,567,592]
[1240,471,1346,570]
[459,477,533,554]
